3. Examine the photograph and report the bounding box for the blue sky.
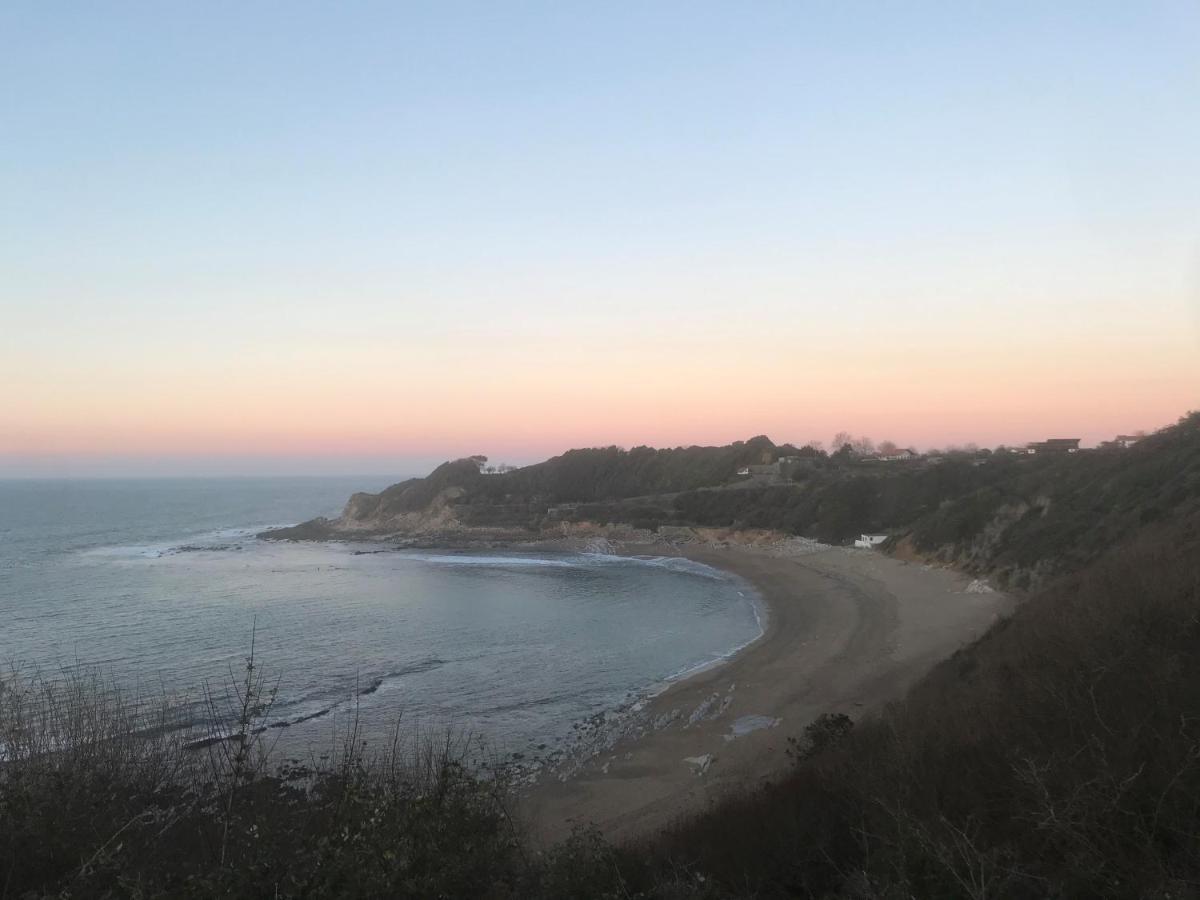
[2,2,1198,476]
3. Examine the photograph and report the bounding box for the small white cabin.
[854,533,888,549]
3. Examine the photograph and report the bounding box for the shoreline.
[259,528,1012,840]
[629,554,769,689]
[519,541,1013,844]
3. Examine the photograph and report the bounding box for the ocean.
[0,477,762,760]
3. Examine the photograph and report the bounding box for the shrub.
[0,648,528,898]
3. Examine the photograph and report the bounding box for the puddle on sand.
[725,714,781,741]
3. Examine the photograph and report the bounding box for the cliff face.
[336,484,469,534]
[262,484,482,542]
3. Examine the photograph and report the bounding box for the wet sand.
[521,544,1012,843]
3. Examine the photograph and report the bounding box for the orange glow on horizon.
[5,325,1196,469]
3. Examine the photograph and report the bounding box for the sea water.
[0,478,761,758]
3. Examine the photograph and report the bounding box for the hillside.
[263,436,785,539]
[673,411,1200,587]
[265,412,1200,590]
[899,412,1200,585]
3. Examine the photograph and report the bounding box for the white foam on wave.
[81,524,297,560]
[641,585,767,695]
[83,543,175,560]
[608,554,730,580]
[397,553,579,568]
[398,552,730,580]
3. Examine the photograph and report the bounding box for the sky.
[2,1,1198,478]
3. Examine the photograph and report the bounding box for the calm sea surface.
[0,478,761,757]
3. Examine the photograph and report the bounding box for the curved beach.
[522,544,1012,842]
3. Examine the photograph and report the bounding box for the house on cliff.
[1025,438,1081,454]
[854,533,888,549]
[736,463,785,483]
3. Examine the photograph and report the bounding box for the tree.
[831,431,853,452]
[877,440,899,457]
[851,436,876,457]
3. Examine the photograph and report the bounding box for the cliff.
[262,412,1200,589]
[261,437,784,541]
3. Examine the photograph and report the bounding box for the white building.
[854,533,888,549]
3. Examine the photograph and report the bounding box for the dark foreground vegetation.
[8,415,1199,897]
[0,654,536,898]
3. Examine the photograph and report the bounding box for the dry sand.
[521,544,1012,843]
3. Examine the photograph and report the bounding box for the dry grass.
[0,645,532,898]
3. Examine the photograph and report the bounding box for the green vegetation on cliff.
[322,412,1200,590]
[338,436,783,528]
[485,436,780,503]
[674,412,1200,586]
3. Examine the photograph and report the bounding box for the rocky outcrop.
[262,485,479,542]
[339,485,467,533]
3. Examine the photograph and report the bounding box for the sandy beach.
[521,543,1012,843]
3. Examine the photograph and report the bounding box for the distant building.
[879,448,918,462]
[737,454,820,482]
[747,463,780,476]
[854,534,888,549]
[1098,434,1145,451]
[1025,438,1081,454]
[736,462,786,483]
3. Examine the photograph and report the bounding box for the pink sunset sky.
[3,3,1198,477]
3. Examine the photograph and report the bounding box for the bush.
[0,648,529,898]
[786,713,854,764]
